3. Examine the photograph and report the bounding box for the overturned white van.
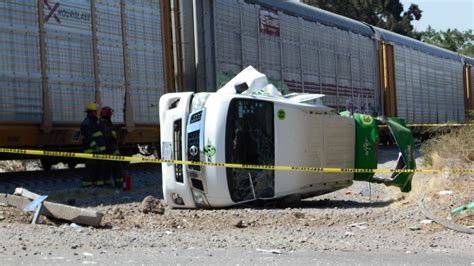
[159,67,415,208]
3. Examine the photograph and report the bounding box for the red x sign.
[44,0,61,24]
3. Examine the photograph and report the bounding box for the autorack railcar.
[0,0,473,167]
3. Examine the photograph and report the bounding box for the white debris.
[437,190,453,196]
[70,223,83,232]
[347,222,368,229]
[256,248,282,254]
[344,232,355,237]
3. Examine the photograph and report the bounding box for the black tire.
[40,158,54,171]
[67,159,77,169]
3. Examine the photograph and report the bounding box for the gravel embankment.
[0,146,472,265]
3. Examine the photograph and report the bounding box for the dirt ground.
[0,147,472,264]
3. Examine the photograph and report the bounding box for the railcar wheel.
[67,159,77,169]
[40,158,54,171]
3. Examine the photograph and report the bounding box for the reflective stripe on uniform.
[89,140,97,148]
[92,131,103,138]
[95,180,105,186]
[112,131,117,138]
[84,149,94,154]
[99,146,106,152]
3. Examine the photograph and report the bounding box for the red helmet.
[100,106,113,117]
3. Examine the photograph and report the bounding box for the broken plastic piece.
[256,248,282,254]
[451,202,474,214]
[70,223,83,232]
[409,224,421,231]
[23,195,48,213]
[438,190,454,196]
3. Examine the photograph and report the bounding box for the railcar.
[0,0,171,167]
[1,0,473,168]
[187,0,473,122]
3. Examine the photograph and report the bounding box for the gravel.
[0,146,472,264]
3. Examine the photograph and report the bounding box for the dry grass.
[419,116,474,193]
[421,120,474,168]
[414,118,474,226]
[414,117,474,195]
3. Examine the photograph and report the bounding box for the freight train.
[0,0,473,169]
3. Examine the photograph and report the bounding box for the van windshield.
[225,99,275,202]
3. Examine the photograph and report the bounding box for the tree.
[421,27,474,57]
[303,0,422,39]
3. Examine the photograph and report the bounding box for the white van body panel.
[273,102,354,198]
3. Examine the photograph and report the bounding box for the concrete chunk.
[0,191,104,227]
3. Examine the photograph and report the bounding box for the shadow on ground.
[0,163,163,207]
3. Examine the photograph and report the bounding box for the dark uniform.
[98,107,124,188]
[80,103,106,187]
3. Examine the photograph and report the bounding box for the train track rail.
[0,163,162,195]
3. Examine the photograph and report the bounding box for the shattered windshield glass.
[225,99,275,203]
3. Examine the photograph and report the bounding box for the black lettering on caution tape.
[0,147,473,174]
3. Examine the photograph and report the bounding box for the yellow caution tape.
[0,148,473,174]
[379,123,474,128]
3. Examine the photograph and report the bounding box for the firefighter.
[98,106,124,188]
[80,102,106,187]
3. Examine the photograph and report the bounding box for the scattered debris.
[293,212,305,219]
[0,187,104,227]
[70,223,83,232]
[23,194,48,224]
[139,196,165,215]
[437,191,454,196]
[451,202,474,214]
[234,219,248,228]
[113,207,124,220]
[344,231,355,237]
[347,222,368,229]
[420,219,433,224]
[409,224,421,231]
[418,194,474,234]
[256,248,282,255]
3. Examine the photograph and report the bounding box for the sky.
[400,0,474,31]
